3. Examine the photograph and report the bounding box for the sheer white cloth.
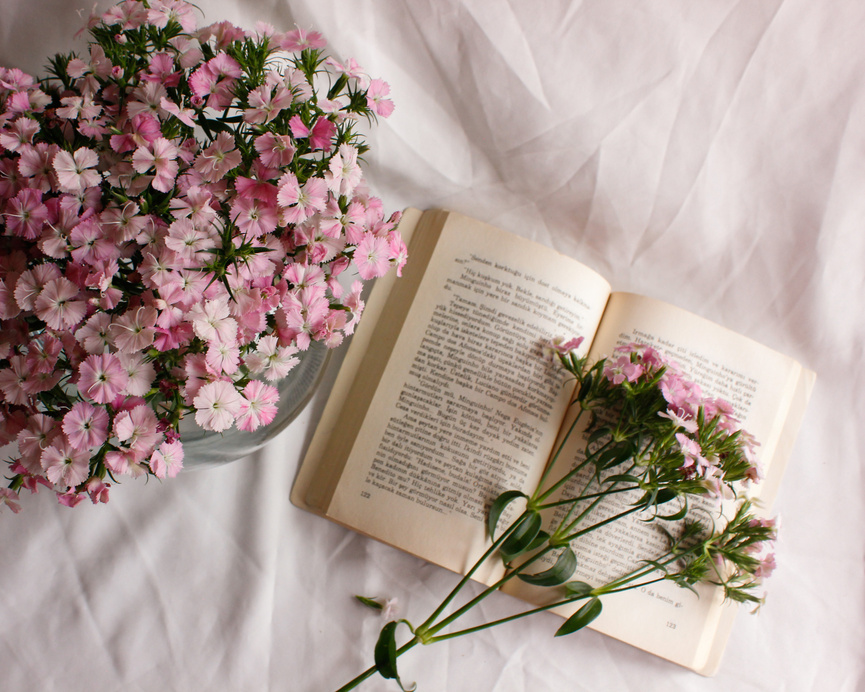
[1,1,862,690]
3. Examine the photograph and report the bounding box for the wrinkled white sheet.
[1,1,863,690]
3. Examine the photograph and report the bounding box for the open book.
[291,208,815,675]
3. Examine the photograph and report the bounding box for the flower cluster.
[0,0,404,511]
[561,340,761,500]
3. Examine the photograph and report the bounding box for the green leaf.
[374,622,399,680]
[586,427,611,447]
[577,373,593,402]
[603,474,641,485]
[555,597,603,636]
[499,511,543,562]
[564,581,595,598]
[355,595,384,611]
[487,490,528,540]
[633,487,678,509]
[373,622,416,690]
[654,499,689,521]
[526,530,551,552]
[654,488,678,505]
[518,547,577,587]
[596,442,633,471]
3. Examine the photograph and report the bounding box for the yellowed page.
[323,211,611,579]
[502,292,814,673]
[291,207,429,512]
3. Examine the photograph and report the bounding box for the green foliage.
[555,597,603,636]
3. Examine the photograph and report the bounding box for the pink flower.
[244,82,293,124]
[147,0,198,32]
[254,132,295,168]
[279,27,326,52]
[366,79,394,117]
[230,195,278,237]
[52,147,101,192]
[353,233,392,280]
[325,145,363,197]
[0,488,22,514]
[659,407,699,434]
[388,233,408,276]
[205,340,240,375]
[113,404,160,455]
[62,401,109,451]
[57,491,86,508]
[165,218,217,260]
[246,335,299,380]
[77,353,129,404]
[41,439,90,489]
[289,115,336,151]
[111,306,158,353]
[0,116,40,152]
[546,336,585,359]
[34,277,87,330]
[603,355,645,385]
[277,173,327,225]
[132,137,179,193]
[16,413,61,473]
[117,352,156,397]
[188,297,238,345]
[193,380,242,432]
[194,132,242,182]
[236,380,279,432]
[85,478,110,504]
[160,96,196,126]
[69,216,118,265]
[149,440,184,479]
[76,313,113,353]
[4,188,48,239]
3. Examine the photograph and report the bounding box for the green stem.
[530,406,587,502]
[554,462,637,539]
[557,503,644,545]
[418,510,529,631]
[421,545,556,640]
[533,436,615,505]
[426,594,588,643]
[534,485,637,510]
[333,638,420,692]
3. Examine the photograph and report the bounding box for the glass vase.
[179,342,330,470]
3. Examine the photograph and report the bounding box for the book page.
[323,212,612,578]
[503,292,813,673]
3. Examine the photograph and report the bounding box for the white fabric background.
[1,1,863,690]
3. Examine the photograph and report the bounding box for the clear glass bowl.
[179,342,330,470]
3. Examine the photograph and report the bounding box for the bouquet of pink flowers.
[339,340,777,691]
[0,0,404,512]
